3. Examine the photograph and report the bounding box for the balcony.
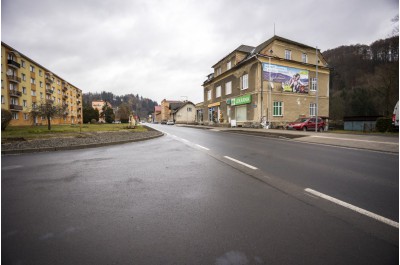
[7,59,20,68]
[45,74,54,84]
[9,90,22,97]
[8,75,21,83]
[10,104,23,111]
[77,100,81,105]
[62,85,68,91]
[62,94,68,99]
[46,88,54,94]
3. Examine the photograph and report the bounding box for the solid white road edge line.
[223,156,258,170]
[195,144,210,151]
[305,188,399,229]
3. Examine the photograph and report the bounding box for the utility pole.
[315,46,319,132]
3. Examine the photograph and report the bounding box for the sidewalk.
[177,124,399,153]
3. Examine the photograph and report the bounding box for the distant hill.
[323,36,398,122]
[83,91,158,119]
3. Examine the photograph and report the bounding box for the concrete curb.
[1,132,164,155]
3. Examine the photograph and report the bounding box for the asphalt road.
[2,125,399,264]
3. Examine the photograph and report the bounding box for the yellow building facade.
[1,42,83,126]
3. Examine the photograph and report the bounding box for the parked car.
[286,117,325,132]
[166,120,175,125]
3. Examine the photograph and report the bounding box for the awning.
[208,102,221,108]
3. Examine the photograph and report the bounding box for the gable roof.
[212,44,255,68]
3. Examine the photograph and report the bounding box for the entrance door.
[235,105,247,122]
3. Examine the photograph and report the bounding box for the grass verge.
[1,124,148,141]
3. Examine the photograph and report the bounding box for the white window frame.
[30,65,35,72]
[22,87,27,94]
[302,53,308,63]
[216,86,221,98]
[242,74,249,90]
[207,90,212,101]
[30,78,35,85]
[12,112,19,120]
[285,50,292,60]
[310,78,317,91]
[1,95,4,104]
[227,61,231,70]
[216,67,221,75]
[310,103,316,117]
[273,101,283,116]
[225,81,232,95]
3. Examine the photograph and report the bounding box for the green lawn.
[1,124,148,140]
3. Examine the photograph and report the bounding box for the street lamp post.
[315,46,319,132]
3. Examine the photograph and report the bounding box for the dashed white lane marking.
[223,156,258,170]
[305,188,399,229]
[195,144,210,151]
[2,165,23,170]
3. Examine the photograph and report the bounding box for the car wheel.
[302,127,307,131]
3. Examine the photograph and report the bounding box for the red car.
[286,117,325,132]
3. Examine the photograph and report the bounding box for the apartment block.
[1,42,83,126]
[202,35,330,128]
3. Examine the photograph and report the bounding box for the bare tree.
[30,100,67,130]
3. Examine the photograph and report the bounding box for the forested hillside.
[83,91,158,119]
[323,36,398,123]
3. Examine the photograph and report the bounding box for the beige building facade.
[202,36,330,128]
[1,42,83,126]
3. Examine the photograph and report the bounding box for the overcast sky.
[2,0,398,104]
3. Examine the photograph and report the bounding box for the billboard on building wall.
[262,63,309,94]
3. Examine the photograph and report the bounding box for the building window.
[242,74,248,90]
[227,61,231,70]
[9,83,17,90]
[187,107,192,112]
[225,81,232,95]
[30,78,35,84]
[40,81,43,88]
[207,90,212,101]
[12,112,19,120]
[310,103,316,116]
[216,86,221,98]
[24,113,29,120]
[30,65,35,72]
[39,70,42,76]
[1,95,4,104]
[22,87,27,94]
[21,73,26,81]
[40,92,43,99]
[23,100,27,107]
[273,101,283,116]
[21,60,25,68]
[311,78,317,91]
[285,50,291,60]
[31,90,36,96]
[302,53,308,63]
[236,105,247,122]
[10,97,18,105]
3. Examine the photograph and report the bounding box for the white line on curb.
[224,156,258,170]
[195,144,210,151]
[305,188,399,229]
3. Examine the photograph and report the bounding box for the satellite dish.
[6,69,13,76]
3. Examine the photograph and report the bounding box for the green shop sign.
[230,94,252,106]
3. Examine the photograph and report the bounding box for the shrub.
[1,109,12,131]
[375,117,392,132]
[90,119,97,124]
